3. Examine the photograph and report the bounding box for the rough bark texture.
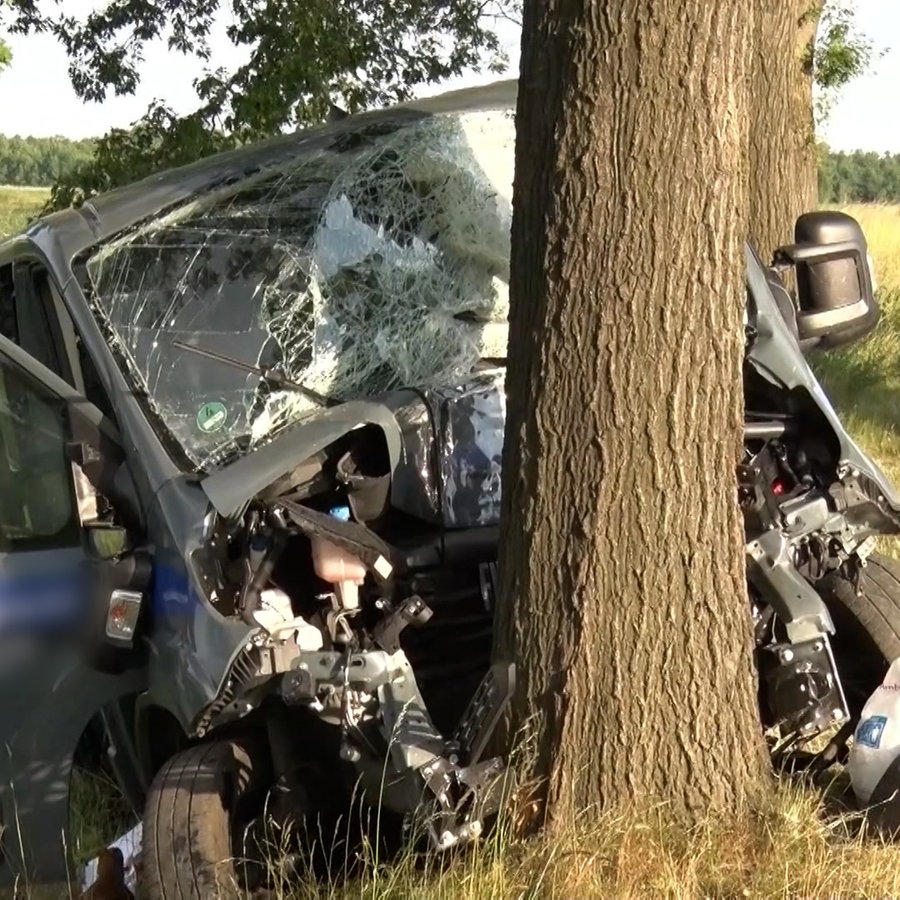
[495,0,770,826]
[749,1,821,259]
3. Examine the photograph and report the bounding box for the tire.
[818,551,900,719]
[140,740,263,900]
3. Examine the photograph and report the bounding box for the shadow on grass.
[813,354,900,436]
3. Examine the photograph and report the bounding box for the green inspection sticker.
[196,401,228,434]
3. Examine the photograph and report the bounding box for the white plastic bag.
[849,657,900,806]
[80,822,142,895]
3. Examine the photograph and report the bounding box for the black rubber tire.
[818,551,900,719]
[140,740,257,900]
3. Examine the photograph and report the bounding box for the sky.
[0,0,897,152]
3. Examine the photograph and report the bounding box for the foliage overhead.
[3,0,518,208]
[0,1,10,72]
[40,105,236,211]
[0,11,9,73]
[0,0,883,211]
[812,1,883,124]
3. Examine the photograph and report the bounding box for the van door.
[0,326,145,889]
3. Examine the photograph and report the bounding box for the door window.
[0,259,112,523]
[0,355,80,550]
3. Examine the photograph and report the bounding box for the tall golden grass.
[0,184,47,238]
[225,786,900,898]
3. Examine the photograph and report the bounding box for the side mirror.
[773,211,879,351]
[84,521,132,560]
[82,523,152,667]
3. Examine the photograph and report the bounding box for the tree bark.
[495,0,770,828]
[749,1,822,259]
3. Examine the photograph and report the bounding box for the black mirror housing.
[773,211,879,351]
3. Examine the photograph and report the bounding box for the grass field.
[5,185,900,894]
[0,184,48,237]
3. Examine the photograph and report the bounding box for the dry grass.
[0,184,48,238]
[232,784,900,899]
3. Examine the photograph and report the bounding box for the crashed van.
[0,82,518,895]
[4,74,900,898]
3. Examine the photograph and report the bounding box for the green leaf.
[813,0,885,125]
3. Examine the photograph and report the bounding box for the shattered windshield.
[85,106,514,470]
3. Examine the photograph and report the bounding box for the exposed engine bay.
[741,261,900,762]
[190,372,512,850]
[74,87,900,855]
[186,315,900,847]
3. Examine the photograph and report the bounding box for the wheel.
[140,740,267,899]
[819,551,900,720]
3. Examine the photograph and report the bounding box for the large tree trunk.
[749,1,822,259]
[495,0,770,828]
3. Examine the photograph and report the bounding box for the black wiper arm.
[172,339,337,408]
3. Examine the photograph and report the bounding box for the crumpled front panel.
[86,108,514,470]
[389,369,506,528]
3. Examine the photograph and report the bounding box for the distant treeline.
[0,134,95,187]
[4,132,900,206]
[819,150,900,204]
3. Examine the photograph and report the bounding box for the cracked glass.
[85,106,515,471]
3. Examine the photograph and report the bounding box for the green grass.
[69,767,137,864]
[0,184,49,238]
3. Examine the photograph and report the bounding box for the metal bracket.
[453,662,515,766]
[745,529,835,643]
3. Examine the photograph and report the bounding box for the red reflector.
[105,589,142,642]
[771,479,786,496]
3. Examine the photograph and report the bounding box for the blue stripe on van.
[0,567,88,634]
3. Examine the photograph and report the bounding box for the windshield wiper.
[172,339,338,408]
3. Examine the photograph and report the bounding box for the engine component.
[265,644,515,848]
[280,498,396,583]
[252,588,324,650]
[759,636,849,736]
[371,595,433,653]
[310,505,368,613]
[746,528,836,643]
[395,543,496,735]
[453,662,515,766]
[239,529,288,626]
